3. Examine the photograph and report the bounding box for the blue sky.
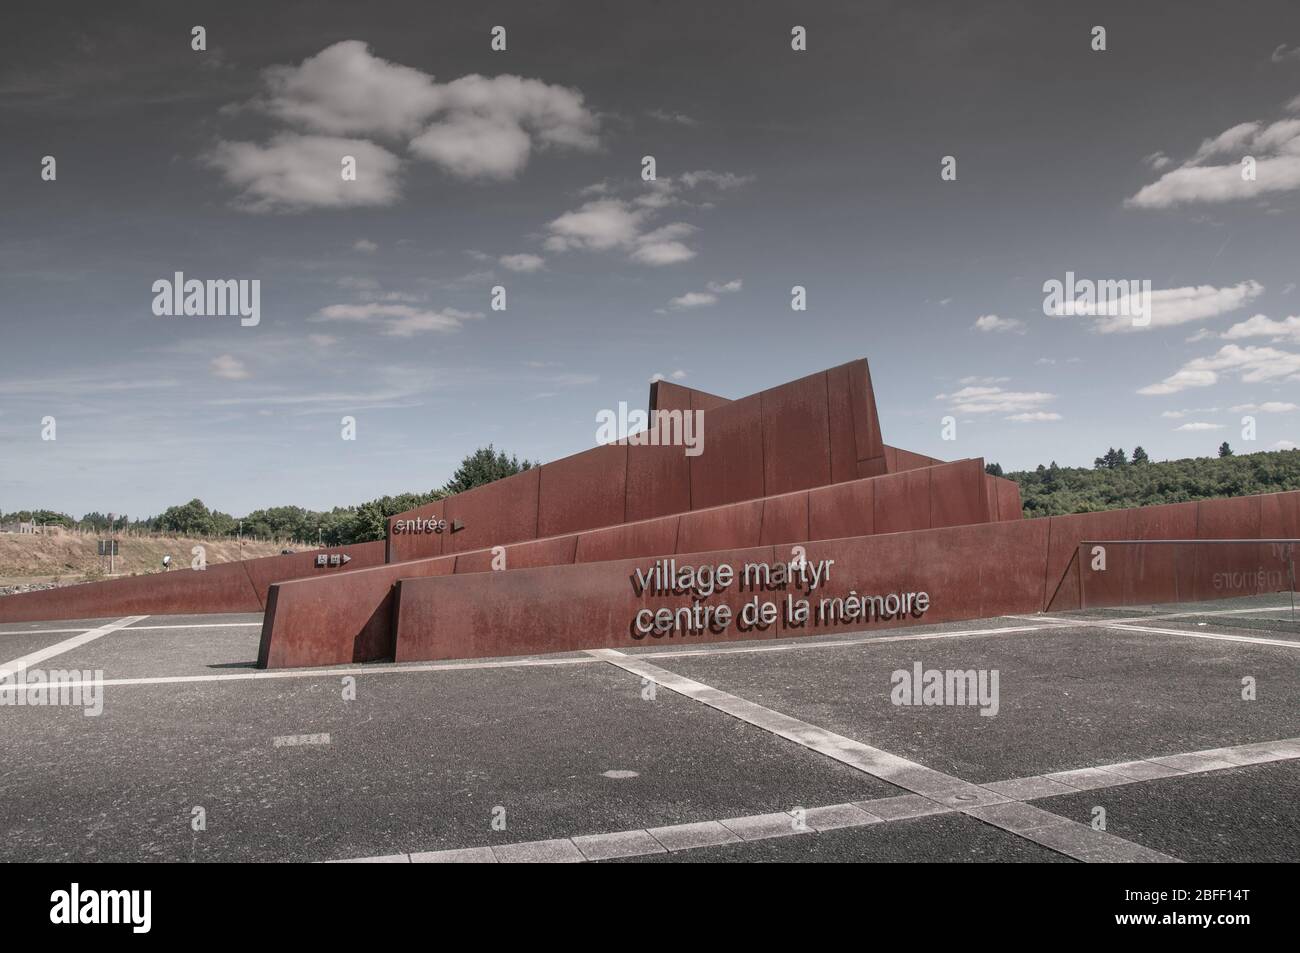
[2,0,1299,518]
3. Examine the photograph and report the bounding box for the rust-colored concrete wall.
[388,490,1297,665]
[0,540,387,625]
[261,459,993,668]
[387,358,890,562]
[258,550,454,668]
[1043,492,1299,611]
[994,477,1022,521]
[391,520,1055,663]
[648,380,730,413]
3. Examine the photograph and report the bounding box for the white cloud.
[543,173,750,266]
[307,334,338,348]
[1175,421,1224,431]
[545,199,646,252]
[255,43,598,159]
[959,376,1010,385]
[353,238,379,253]
[1220,313,1300,342]
[648,109,698,126]
[545,200,698,266]
[255,40,444,137]
[936,385,1056,415]
[679,170,754,190]
[1056,281,1263,333]
[630,232,696,265]
[1274,440,1300,450]
[499,253,545,273]
[409,113,534,178]
[211,354,249,380]
[668,292,717,309]
[1143,151,1172,170]
[1127,109,1300,208]
[204,133,401,212]
[667,278,742,310]
[210,41,599,207]
[1006,412,1062,422]
[971,314,1025,334]
[312,302,484,336]
[1231,401,1298,413]
[1139,344,1300,395]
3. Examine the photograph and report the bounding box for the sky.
[2,0,1299,518]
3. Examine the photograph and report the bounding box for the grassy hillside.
[0,532,288,582]
[1006,448,1300,518]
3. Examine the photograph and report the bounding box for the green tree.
[1131,446,1149,464]
[985,462,1004,477]
[442,445,537,495]
[156,498,218,536]
[1219,441,1233,457]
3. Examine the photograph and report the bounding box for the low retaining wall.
[260,458,997,667]
[0,540,387,624]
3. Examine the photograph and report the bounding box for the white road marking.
[0,616,147,680]
[4,623,1066,691]
[1005,603,1297,627]
[1104,621,1299,648]
[585,648,1178,862]
[635,622,1059,659]
[0,620,262,638]
[332,735,1300,864]
[125,622,263,631]
[4,602,1291,692]
[13,654,601,690]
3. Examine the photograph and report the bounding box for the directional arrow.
[451,519,465,533]
[341,554,351,565]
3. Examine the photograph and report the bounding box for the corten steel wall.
[391,520,1054,662]
[386,359,891,564]
[1063,491,1300,609]
[261,457,996,667]
[0,540,387,624]
[1044,491,1300,610]
[390,491,1299,664]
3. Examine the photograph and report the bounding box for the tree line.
[2,445,536,546]
[986,446,1300,518]
[12,444,1298,542]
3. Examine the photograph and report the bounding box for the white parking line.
[0,616,147,680]
[1104,621,1299,648]
[1006,604,1297,628]
[330,735,1300,864]
[0,620,261,638]
[0,622,1066,691]
[9,654,602,690]
[4,604,1291,693]
[636,622,1059,660]
[585,648,1179,863]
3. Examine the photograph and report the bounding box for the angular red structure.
[2,358,1294,670]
